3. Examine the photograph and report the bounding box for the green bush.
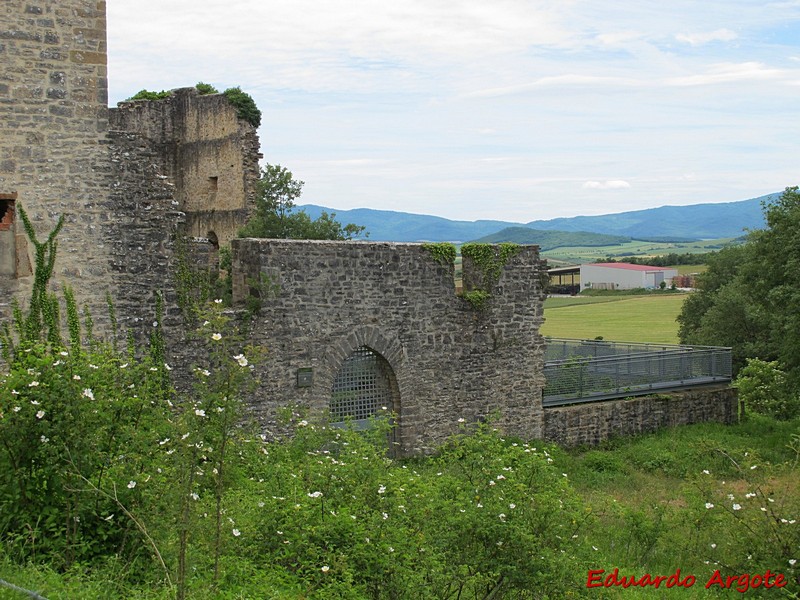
[127,89,172,101]
[195,81,219,95]
[735,358,800,420]
[223,87,261,128]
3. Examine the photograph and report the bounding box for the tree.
[678,186,800,383]
[238,164,365,240]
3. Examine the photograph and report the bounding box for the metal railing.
[543,338,732,407]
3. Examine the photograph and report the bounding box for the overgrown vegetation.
[2,207,797,598]
[421,242,456,266]
[221,86,261,128]
[127,89,173,101]
[125,82,261,128]
[679,186,800,416]
[459,243,520,310]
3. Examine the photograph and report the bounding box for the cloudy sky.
[107,1,800,222]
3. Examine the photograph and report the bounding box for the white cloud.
[105,1,800,222]
[667,62,789,86]
[675,29,738,46]
[583,181,632,190]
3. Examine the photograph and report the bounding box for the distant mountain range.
[300,192,776,243]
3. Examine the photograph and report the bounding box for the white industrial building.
[579,263,678,291]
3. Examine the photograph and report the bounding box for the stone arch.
[321,326,406,448]
[330,346,400,430]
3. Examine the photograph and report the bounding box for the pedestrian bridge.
[543,338,732,407]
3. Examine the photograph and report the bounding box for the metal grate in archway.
[331,346,392,427]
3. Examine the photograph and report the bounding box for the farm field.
[541,293,688,343]
[541,237,737,264]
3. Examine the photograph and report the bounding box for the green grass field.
[541,238,737,264]
[541,293,688,343]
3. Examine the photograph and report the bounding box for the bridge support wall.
[543,385,738,447]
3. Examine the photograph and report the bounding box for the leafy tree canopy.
[238,164,366,240]
[678,186,800,384]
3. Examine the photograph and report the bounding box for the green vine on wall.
[459,242,521,310]
[460,289,491,310]
[421,242,457,266]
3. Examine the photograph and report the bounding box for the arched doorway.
[330,346,400,434]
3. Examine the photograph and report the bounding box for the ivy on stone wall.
[459,242,521,310]
[421,242,456,266]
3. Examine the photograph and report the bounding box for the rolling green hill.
[470,227,630,249]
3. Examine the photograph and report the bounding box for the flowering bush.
[227,421,590,598]
[735,358,800,420]
[689,438,800,587]
[0,340,172,567]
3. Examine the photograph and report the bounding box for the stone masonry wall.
[0,0,113,323]
[543,385,739,447]
[231,239,549,455]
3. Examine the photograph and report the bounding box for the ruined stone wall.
[1,0,260,341]
[231,240,548,454]
[0,0,113,322]
[543,385,739,447]
[110,88,261,247]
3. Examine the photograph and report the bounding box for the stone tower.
[0,1,113,319]
[1,1,260,333]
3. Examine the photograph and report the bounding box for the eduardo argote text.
[587,568,789,593]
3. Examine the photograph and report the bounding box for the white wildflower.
[705,503,714,509]
[195,409,206,417]
[321,565,330,573]
[233,354,248,367]
[232,528,241,537]
[82,388,94,400]
[211,333,222,341]
[127,481,136,489]
[36,410,45,419]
